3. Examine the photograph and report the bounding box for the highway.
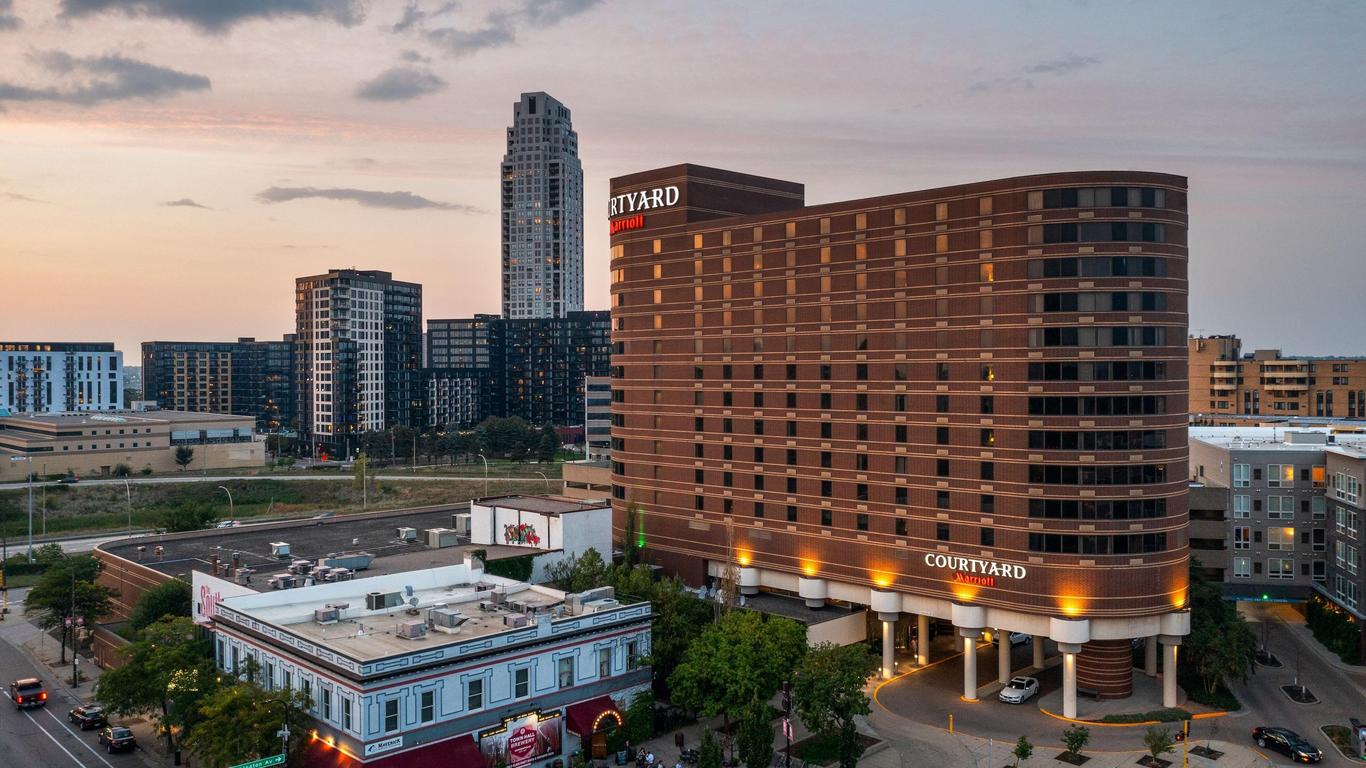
[0,473,545,491]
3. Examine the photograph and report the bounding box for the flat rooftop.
[0,409,254,428]
[741,591,863,626]
[475,495,606,515]
[219,563,574,660]
[1190,427,1366,451]
[100,505,529,581]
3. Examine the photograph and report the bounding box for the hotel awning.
[564,695,623,737]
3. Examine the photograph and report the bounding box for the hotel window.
[1232,557,1252,578]
[1233,495,1250,518]
[1268,558,1294,580]
[855,213,867,230]
[935,234,948,253]
[979,263,994,282]
[787,505,798,522]
[420,690,435,723]
[1267,526,1295,551]
[978,230,993,249]
[1267,496,1294,520]
[936,490,950,509]
[627,640,640,670]
[979,197,993,216]
[896,518,908,536]
[935,202,948,221]
[980,528,994,546]
[1232,464,1250,487]
[1233,526,1251,550]
[384,699,400,733]
[936,427,949,445]
[856,514,869,531]
[895,238,907,256]
[1313,465,1326,488]
[342,697,353,731]
[515,667,531,697]
[937,362,950,381]
[693,234,703,249]
[936,523,950,541]
[598,647,612,677]
[558,656,575,689]
[820,217,831,234]
[1266,464,1295,488]
[980,462,994,480]
[1312,495,1326,518]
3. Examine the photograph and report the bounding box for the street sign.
[228,755,284,768]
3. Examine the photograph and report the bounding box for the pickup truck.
[10,678,48,709]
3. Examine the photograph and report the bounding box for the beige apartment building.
[0,409,262,482]
[1190,335,1366,419]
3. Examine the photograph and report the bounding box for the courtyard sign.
[608,185,680,217]
[923,553,1026,581]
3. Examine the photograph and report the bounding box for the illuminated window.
[935,234,949,253]
[894,208,906,225]
[979,263,994,282]
[1267,527,1295,551]
[935,202,948,221]
[979,197,993,216]
[785,221,796,238]
[653,239,662,254]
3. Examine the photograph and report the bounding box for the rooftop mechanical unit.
[289,560,314,575]
[269,542,291,558]
[580,598,620,614]
[425,528,459,549]
[366,591,403,611]
[234,568,254,586]
[451,513,471,537]
[502,613,528,629]
[313,606,340,625]
[427,607,468,633]
[268,574,296,590]
[396,527,417,542]
[396,620,427,640]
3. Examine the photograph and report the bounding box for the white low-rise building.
[469,496,614,583]
[206,555,651,767]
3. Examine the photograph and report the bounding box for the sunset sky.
[1,0,1363,357]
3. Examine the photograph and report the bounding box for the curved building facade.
[607,165,1190,714]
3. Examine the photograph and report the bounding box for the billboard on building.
[479,709,562,767]
[192,570,256,625]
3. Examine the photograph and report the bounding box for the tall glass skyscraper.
[501,92,583,319]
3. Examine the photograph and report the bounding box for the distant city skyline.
[1,1,1364,355]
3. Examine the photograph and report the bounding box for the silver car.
[998,676,1039,704]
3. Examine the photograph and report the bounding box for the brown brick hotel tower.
[608,165,1190,716]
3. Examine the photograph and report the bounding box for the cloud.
[402,0,602,57]
[0,0,21,29]
[1024,54,1101,76]
[391,0,457,33]
[161,198,210,209]
[355,66,447,101]
[59,0,364,34]
[399,49,430,63]
[255,186,481,212]
[3,192,47,203]
[968,77,1033,94]
[0,51,210,107]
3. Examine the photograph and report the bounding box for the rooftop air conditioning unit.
[479,601,498,612]
[289,560,313,575]
[268,574,296,590]
[426,528,459,549]
[314,607,340,625]
[366,591,400,611]
[396,527,417,542]
[452,513,471,537]
[396,620,427,640]
[270,542,291,558]
[503,613,528,629]
[507,599,527,614]
[234,568,254,585]
[491,586,507,605]
[580,598,620,614]
[427,607,468,633]
[331,568,354,582]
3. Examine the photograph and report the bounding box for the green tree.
[1012,735,1033,767]
[698,729,723,768]
[544,547,610,593]
[112,463,131,477]
[536,425,559,462]
[160,501,216,532]
[95,617,217,755]
[181,682,312,768]
[1061,724,1091,760]
[24,554,114,664]
[623,690,654,746]
[1143,726,1175,763]
[1184,563,1257,695]
[476,416,533,458]
[129,579,192,631]
[669,610,807,737]
[792,642,877,768]
[623,502,645,566]
[174,445,195,470]
[646,575,713,697]
[736,700,774,768]
[353,451,369,491]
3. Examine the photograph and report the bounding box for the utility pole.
[123,478,132,538]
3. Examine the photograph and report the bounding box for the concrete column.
[917,614,930,666]
[997,629,1012,684]
[1160,635,1182,708]
[1032,635,1045,669]
[1058,642,1082,719]
[960,629,982,701]
[880,613,897,679]
[1144,635,1158,677]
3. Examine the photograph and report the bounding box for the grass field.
[0,476,551,538]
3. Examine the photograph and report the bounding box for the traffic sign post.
[228,755,284,768]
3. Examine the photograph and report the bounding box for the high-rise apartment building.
[609,164,1189,715]
[1190,335,1366,419]
[295,269,422,453]
[501,92,583,319]
[142,337,296,430]
[1,342,123,414]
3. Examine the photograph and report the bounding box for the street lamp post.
[535,471,549,491]
[218,486,234,519]
[477,452,489,497]
[10,456,35,562]
[266,696,291,766]
[122,478,133,538]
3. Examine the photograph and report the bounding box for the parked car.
[58,474,79,484]
[215,520,240,528]
[990,632,1031,647]
[98,726,137,753]
[68,704,107,729]
[1252,727,1322,763]
[998,676,1039,704]
[9,678,48,709]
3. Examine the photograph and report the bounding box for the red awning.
[298,734,482,768]
[564,695,623,737]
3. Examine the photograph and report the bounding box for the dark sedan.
[98,726,136,754]
[1253,727,1322,764]
[68,704,107,730]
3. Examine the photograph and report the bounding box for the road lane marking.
[3,690,91,768]
[43,706,118,768]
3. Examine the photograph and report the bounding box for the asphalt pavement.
[0,473,509,490]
